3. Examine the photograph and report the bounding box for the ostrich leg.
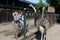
[39,26,45,40]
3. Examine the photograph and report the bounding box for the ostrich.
[36,7,49,40]
[29,4,49,40]
[36,17,49,40]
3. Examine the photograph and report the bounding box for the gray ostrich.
[36,7,49,40]
[29,4,49,40]
[36,17,49,40]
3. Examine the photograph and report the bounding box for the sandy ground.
[46,24,60,40]
[0,19,60,40]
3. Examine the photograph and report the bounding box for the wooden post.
[48,6,55,26]
[42,7,45,18]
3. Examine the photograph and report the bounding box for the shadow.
[31,31,41,40]
[17,30,24,38]
[17,29,27,38]
[35,31,41,40]
[57,19,60,24]
[17,32,24,38]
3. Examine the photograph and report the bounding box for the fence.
[0,8,13,23]
[56,13,60,23]
[0,7,59,25]
[45,13,56,26]
[0,8,34,23]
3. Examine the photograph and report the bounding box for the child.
[12,11,21,39]
[13,11,19,23]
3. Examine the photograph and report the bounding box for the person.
[29,4,37,26]
[13,11,25,39]
[13,11,24,30]
[18,12,29,33]
[18,12,24,31]
[12,11,20,39]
